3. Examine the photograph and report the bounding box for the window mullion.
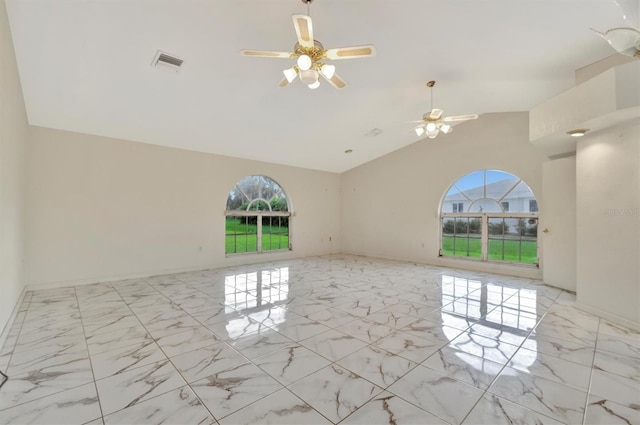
[257,213,263,253]
[481,215,488,261]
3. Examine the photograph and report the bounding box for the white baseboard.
[24,250,340,291]
[338,250,543,280]
[25,263,225,291]
[0,286,27,353]
[575,302,640,332]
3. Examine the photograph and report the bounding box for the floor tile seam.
[82,318,149,339]
[483,367,591,422]
[0,377,98,414]
[74,285,106,424]
[289,365,388,425]
[109,381,218,423]
[273,387,337,425]
[582,318,601,425]
[1,294,35,372]
[595,331,640,348]
[383,364,486,425]
[461,389,572,425]
[88,338,167,370]
[185,371,285,423]
[590,350,640,380]
[102,283,183,374]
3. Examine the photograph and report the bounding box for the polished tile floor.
[0,255,638,424]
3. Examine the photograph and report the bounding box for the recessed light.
[567,129,589,137]
[344,149,353,154]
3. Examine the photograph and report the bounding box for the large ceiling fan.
[411,81,478,139]
[240,0,376,89]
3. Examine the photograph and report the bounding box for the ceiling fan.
[591,27,640,59]
[411,81,478,139]
[240,0,376,89]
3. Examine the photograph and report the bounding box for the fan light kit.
[591,27,640,59]
[411,81,478,139]
[241,0,376,89]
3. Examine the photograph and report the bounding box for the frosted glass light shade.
[426,122,437,132]
[415,127,425,136]
[440,124,452,134]
[299,69,318,84]
[283,67,297,83]
[308,80,320,89]
[297,55,312,71]
[320,64,336,79]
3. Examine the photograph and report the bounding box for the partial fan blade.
[443,114,479,122]
[278,77,290,88]
[321,72,347,89]
[324,45,376,60]
[241,50,292,58]
[292,14,314,48]
[429,109,443,120]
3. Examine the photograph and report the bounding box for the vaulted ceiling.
[5,0,634,172]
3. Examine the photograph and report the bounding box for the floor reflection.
[440,275,537,369]
[223,267,290,339]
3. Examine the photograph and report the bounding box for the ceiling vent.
[364,128,383,137]
[152,51,183,72]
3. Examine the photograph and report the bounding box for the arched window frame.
[225,175,292,255]
[440,169,539,266]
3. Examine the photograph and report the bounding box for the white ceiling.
[5,0,635,173]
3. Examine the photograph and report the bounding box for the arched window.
[225,175,291,255]
[440,170,538,265]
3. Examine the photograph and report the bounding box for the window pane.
[441,169,537,215]
[442,217,481,259]
[226,175,291,255]
[440,169,538,266]
[262,216,289,252]
[469,198,502,213]
[226,175,288,212]
[501,180,536,213]
[225,216,258,254]
[487,217,537,264]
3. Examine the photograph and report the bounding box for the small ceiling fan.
[240,0,376,89]
[411,81,478,139]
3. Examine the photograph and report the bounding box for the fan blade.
[429,109,443,120]
[321,72,347,89]
[278,77,290,88]
[324,45,376,60]
[241,50,292,58]
[292,14,314,48]
[443,114,479,122]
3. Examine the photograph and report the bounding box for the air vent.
[364,128,383,137]
[152,50,183,72]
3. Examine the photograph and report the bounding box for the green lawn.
[442,236,537,264]
[225,218,289,254]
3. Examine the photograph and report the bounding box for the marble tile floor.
[0,255,638,424]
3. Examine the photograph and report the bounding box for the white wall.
[0,0,27,338]
[541,156,577,291]
[341,112,548,278]
[25,127,341,287]
[576,121,640,327]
